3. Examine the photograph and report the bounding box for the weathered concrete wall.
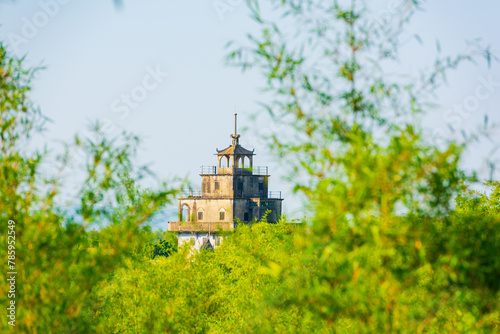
[177,197,282,224]
[233,198,282,223]
[260,199,282,222]
[201,175,234,198]
[200,174,269,199]
[179,198,233,222]
[233,175,268,198]
[169,222,233,232]
[233,199,250,222]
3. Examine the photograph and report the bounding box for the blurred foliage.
[85,188,500,333]
[0,41,180,332]
[221,0,499,332]
[1,0,499,333]
[88,217,313,333]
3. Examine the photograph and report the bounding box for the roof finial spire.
[231,113,240,146]
[234,113,238,136]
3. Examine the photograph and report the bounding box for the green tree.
[225,0,499,332]
[0,42,179,333]
[151,231,178,258]
[89,218,315,333]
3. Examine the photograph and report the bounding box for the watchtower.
[168,114,283,250]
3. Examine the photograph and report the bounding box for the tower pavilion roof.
[216,144,254,156]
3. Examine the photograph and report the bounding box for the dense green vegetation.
[1,0,499,332]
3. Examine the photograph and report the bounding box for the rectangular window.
[244,212,249,221]
[198,212,203,221]
[219,212,225,220]
[238,182,243,191]
[215,181,220,191]
[258,183,263,191]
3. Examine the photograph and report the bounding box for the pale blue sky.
[0,1,499,225]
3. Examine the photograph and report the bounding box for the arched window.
[218,156,230,168]
[181,204,189,222]
[219,208,226,221]
[197,208,204,221]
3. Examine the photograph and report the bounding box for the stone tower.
[168,114,283,250]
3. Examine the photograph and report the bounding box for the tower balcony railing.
[249,166,269,175]
[179,190,202,198]
[200,166,269,176]
[179,189,234,199]
[168,221,234,233]
[268,191,282,199]
[200,166,217,174]
[178,189,282,199]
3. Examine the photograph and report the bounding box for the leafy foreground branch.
[0,42,180,332]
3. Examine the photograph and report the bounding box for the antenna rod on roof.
[234,113,237,136]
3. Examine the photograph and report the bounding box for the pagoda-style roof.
[215,113,255,156]
[216,144,254,156]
